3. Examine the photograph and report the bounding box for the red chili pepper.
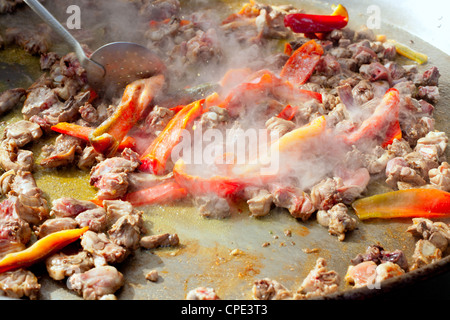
[352,189,450,220]
[140,99,204,175]
[51,122,137,151]
[343,88,400,145]
[123,181,188,207]
[277,105,298,121]
[280,40,324,86]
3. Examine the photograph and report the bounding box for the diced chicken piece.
[374,262,405,284]
[186,287,220,300]
[94,172,129,200]
[0,198,32,245]
[429,162,450,191]
[0,139,34,172]
[270,185,315,221]
[81,231,129,266]
[310,178,342,211]
[252,278,292,300]
[40,134,85,168]
[415,131,448,162]
[5,194,49,226]
[317,203,357,241]
[108,211,144,250]
[0,88,26,116]
[410,239,442,270]
[345,260,377,288]
[246,188,273,218]
[194,195,231,219]
[22,86,59,120]
[350,244,409,271]
[2,120,42,148]
[295,258,340,299]
[75,207,108,233]
[407,218,450,252]
[199,106,229,130]
[46,251,94,281]
[140,233,179,249]
[67,266,124,300]
[265,116,295,140]
[0,269,41,300]
[50,197,99,218]
[142,106,175,135]
[35,217,78,238]
[385,157,427,190]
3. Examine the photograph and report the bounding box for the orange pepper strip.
[124,181,188,207]
[89,75,165,157]
[352,189,450,220]
[0,227,88,274]
[51,122,136,151]
[343,88,400,145]
[140,99,204,175]
[280,40,324,86]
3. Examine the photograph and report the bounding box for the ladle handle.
[23,0,87,60]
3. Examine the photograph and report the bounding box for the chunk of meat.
[22,86,59,120]
[406,218,450,252]
[40,134,86,168]
[140,233,179,249]
[186,287,220,300]
[46,250,94,281]
[244,187,273,217]
[75,207,108,233]
[385,157,427,190]
[80,231,129,266]
[269,185,315,221]
[194,195,231,219]
[350,244,409,271]
[35,217,78,238]
[429,162,450,191]
[265,116,295,140]
[252,278,292,300]
[316,203,356,241]
[0,88,26,116]
[373,262,405,284]
[3,120,43,148]
[410,239,442,270]
[108,211,144,250]
[295,258,340,299]
[0,139,34,172]
[50,197,99,218]
[142,106,175,135]
[310,178,342,211]
[94,172,129,200]
[0,269,40,300]
[67,266,124,300]
[344,260,377,288]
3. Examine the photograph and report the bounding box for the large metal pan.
[1,0,450,300]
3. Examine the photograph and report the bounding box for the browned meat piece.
[54,53,88,101]
[50,197,99,218]
[429,162,450,191]
[359,62,391,83]
[352,80,374,106]
[108,211,144,250]
[5,24,52,55]
[252,278,291,300]
[295,258,339,299]
[75,207,108,233]
[35,217,79,238]
[269,185,315,221]
[22,86,59,121]
[77,146,104,171]
[140,233,179,249]
[127,172,174,192]
[310,178,342,211]
[67,265,124,300]
[410,239,442,270]
[385,157,427,190]
[0,240,25,259]
[81,231,129,266]
[5,194,49,226]
[142,106,175,135]
[0,139,34,172]
[407,218,450,252]
[198,106,229,130]
[95,172,129,201]
[417,86,440,104]
[145,270,159,282]
[186,287,220,300]
[350,244,409,271]
[46,250,94,281]
[139,0,181,21]
[0,198,32,245]
[0,269,40,300]
[316,54,341,77]
[415,131,448,162]
[385,61,406,80]
[0,88,26,116]
[102,199,134,223]
[244,187,273,217]
[89,148,141,187]
[39,52,60,71]
[194,195,231,219]
[316,203,356,241]
[79,103,99,124]
[41,134,86,168]
[265,116,295,141]
[3,120,43,148]
[403,151,439,180]
[421,66,440,86]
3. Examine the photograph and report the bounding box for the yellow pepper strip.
[331,4,349,21]
[387,39,428,64]
[0,227,88,274]
[352,189,450,220]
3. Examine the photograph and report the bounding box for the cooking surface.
[1,0,450,300]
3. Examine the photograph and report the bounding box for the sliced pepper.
[0,227,88,274]
[89,75,165,157]
[284,4,348,34]
[343,88,400,145]
[277,105,298,121]
[140,98,204,175]
[280,40,324,86]
[352,189,450,220]
[51,122,136,151]
[124,181,188,207]
[387,39,428,65]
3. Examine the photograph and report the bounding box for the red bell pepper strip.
[51,122,137,151]
[89,75,165,157]
[280,40,324,86]
[343,88,400,145]
[123,181,188,207]
[278,105,298,121]
[173,159,247,198]
[0,227,88,274]
[140,98,204,175]
[352,189,450,220]
[284,4,349,34]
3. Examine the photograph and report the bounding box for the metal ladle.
[24,0,165,96]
